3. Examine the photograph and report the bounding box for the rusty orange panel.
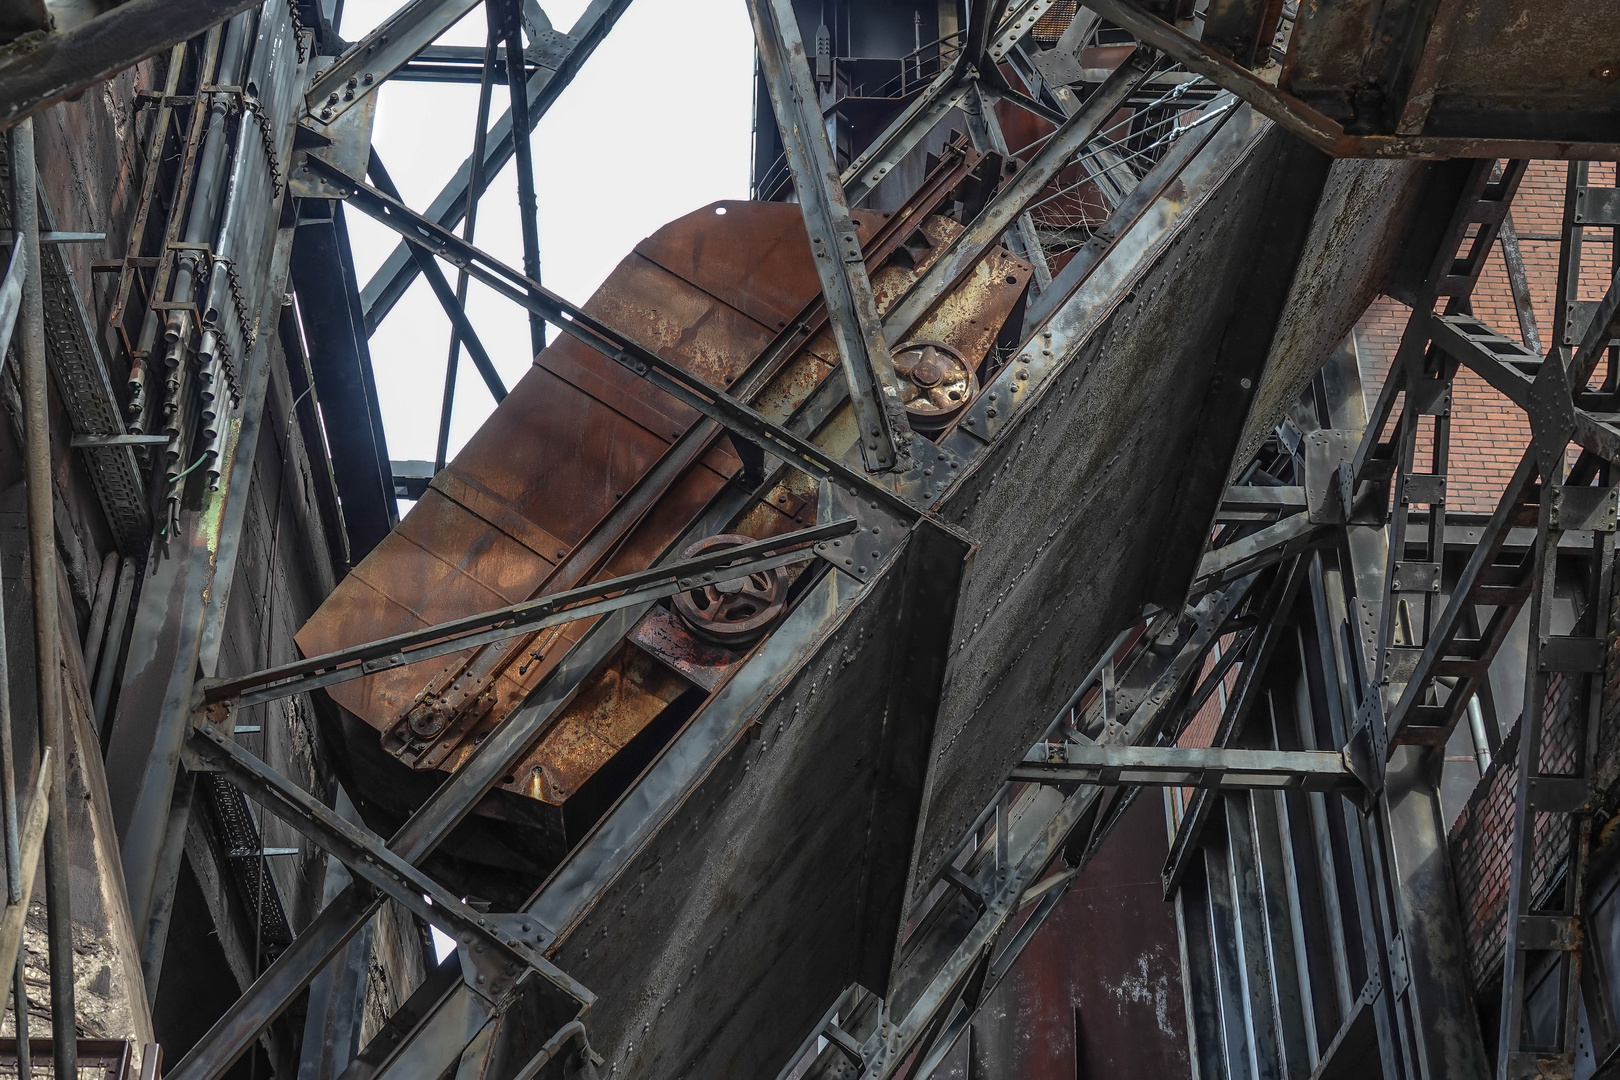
[296,200,825,773]
[633,200,881,331]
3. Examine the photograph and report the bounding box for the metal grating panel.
[1449,673,1579,990]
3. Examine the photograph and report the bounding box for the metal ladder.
[1497,160,1620,1080]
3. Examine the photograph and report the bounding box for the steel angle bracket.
[1550,484,1620,533]
[1305,429,1390,526]
[818,483,909,584]
[1527,350,1579,480]
[1342,694,1387,802]
[290,58,377,200]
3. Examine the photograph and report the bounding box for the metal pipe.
[163,14,254,342]
[80,552,119,682]
[510,1020,588,1080]
[11,115,74,1080]
[91,559,137,735]
[1467,693,1491,775]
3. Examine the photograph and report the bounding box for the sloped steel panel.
[913,125,1337,893]
[545,522,972,1079]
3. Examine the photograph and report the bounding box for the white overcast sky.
[338,0,756,467]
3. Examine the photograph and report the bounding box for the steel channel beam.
[747,0,913,472]
[305,0,483,125]
[986,0,1060,62]
[307,155,921,519]
[188,724,591,1007]
[1009,746,1360,792]
[164,599,647,1080]
[436,21,501,470]
[1498,213,1542,354]
[1316,343,1489,1078]
[360,0,636,331]
[201,520,854,709]
[881,46,1158,338]
[497,0,547,358]
[1192,512,1320,594]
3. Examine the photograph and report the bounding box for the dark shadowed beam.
[0,0,264,130]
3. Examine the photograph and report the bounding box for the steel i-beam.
[747,0,915,473]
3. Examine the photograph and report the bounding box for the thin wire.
[1025,98,1232,221]
[165,452,210,484]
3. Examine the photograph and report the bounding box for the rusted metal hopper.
[297,160,1032,890]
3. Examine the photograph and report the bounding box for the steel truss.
[768,111,1620,1080]
[146,4,1249,1077]
[21,2,1620,1079]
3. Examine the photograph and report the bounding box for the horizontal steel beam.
[1216,484,1307,521]
[1011,745,1361,792]
[200,518,857,710]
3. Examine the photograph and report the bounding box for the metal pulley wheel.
[892,339,977,431]
[671,534,789,645]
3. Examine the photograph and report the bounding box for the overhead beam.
[747,0,914,472]
[0,0,263,130]
[1082,0,1620,159]
[1011,745,1361,792]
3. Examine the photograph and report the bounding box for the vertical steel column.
[436,19,500,472]
[501,0,545,359]
[10,116,74,1080]
[0,377,18,1042]
[747,0,914,473]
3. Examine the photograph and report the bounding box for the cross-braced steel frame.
[7,2,1620,1080]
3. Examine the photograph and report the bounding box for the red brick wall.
[1354,161,1619,511]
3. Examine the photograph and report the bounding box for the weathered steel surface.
[1232,154,1431,474]
[939,796,1190,1079]
[910,120,1341,897]
[545,521,972,1079]
[297,196,1033,844]
[1284,0,1620,144]
[296,202,833,788]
